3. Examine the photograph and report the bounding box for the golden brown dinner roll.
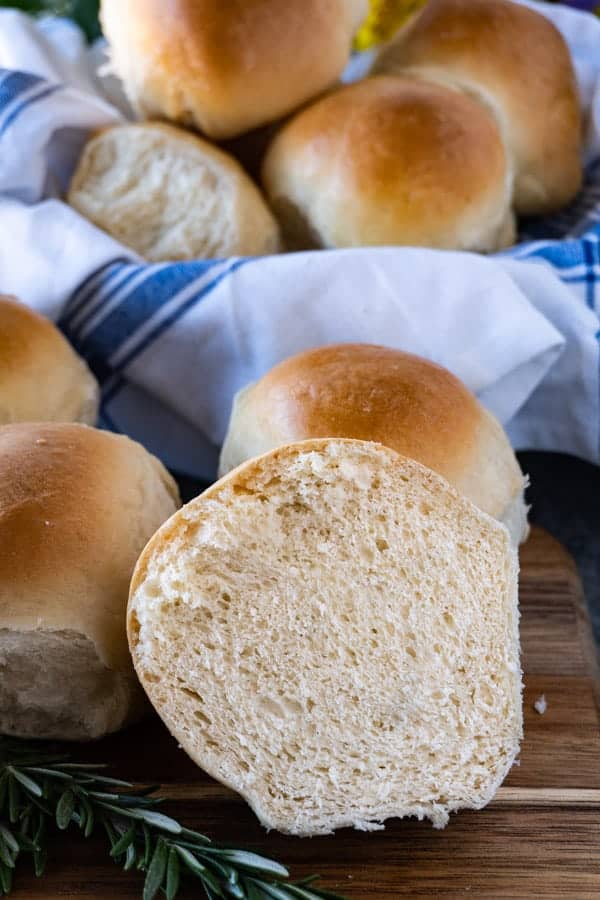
[0,423,180,740]
[100,0,367,140]
[68,123,281,262]
[371,0,582,216]
[0,295,99,426]
[219,344,528,544]
[261,76,515,252]
[130,439,522,835]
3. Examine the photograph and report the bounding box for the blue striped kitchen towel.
[0,4,599,481]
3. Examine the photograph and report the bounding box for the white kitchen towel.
[0,5,599,481]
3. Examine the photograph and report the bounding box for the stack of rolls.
[0,294,181,740]
[0,290,525,837]
[261,0,582,250]
[68,0,368,261]
[66,0,583,259]
[3,0,554,837]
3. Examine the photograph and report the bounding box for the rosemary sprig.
[0,737,344,900]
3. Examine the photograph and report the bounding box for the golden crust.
[0,423,179,671]
[0,295,99,426]
[372,0,582,215]
[262,76,514,251]
[218,345,526,529]
[100,0,367,140]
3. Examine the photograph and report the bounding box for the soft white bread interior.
[219,345,528,545]
[371,0,582,216]
[261,75,515,252]
[129,438,523,836]
[100,0,367,140]
[68,123,281,262]
[0,295,99,426]
[0,422,180,741]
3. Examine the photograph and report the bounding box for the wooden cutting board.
[10,527,600,898]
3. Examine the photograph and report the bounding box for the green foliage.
[0,0,101,41]
[0,737,345,900]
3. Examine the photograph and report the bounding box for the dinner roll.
[371,0,582,216]
[68,123,281,262]
[129,439,522,836]
[261,77,515,252]
[0,423,180,741]
[0,295,98,426]
[100,0,367,140]
[219,345,528,545]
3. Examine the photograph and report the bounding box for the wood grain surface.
[9,527,600,898]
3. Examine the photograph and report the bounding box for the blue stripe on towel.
[107,258,248,374]
[0,81,61,137]
[0,69,43,111]
[507,223,600,314]
[62,258,244,384]
[60,258,131,326]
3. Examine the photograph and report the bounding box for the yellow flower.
[354,0,427,51]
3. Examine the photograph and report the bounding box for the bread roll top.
[219,344,527,542]
[0,295,98,426]
[100,0,367,139]
[262,76,515,252]
[0,423,179,672]
[371,0,582,215]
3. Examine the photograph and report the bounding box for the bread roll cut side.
[129,439,522,836]
[68,123,281,262]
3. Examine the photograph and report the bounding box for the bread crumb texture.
[68,123,280,261]
[129,439,522,835]
[0,629,141,741]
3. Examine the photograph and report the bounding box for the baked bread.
[0,423,180,741]
[371,0,582,216]
[68,123,281,262]
[100,0,367,140]
[261,76,515,252]
[219,345,528,545]
[0,295,98,426]
[129,438,522,836]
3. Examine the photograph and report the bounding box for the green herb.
[0,737,345,899]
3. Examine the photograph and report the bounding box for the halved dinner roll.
[129,439,522,836]
[261,76,515,252]
[0,295,98,426]
[0,423,180,741]
[219,345,528,545]
[68,122,281,261]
